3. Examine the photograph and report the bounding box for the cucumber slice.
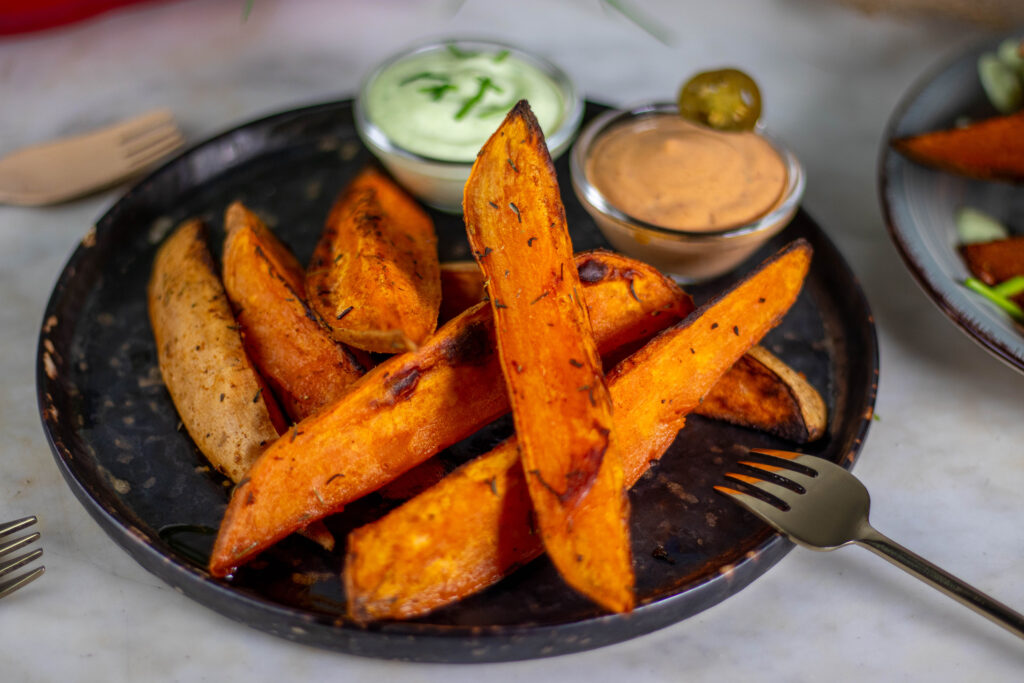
[996,38,1024,76]
[978,52,1023,114]
[956,206,1009,244]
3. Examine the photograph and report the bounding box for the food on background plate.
[977,38,1024,114]
[208,250,694,578]
[355,39,582,211]
[345,239,814,621]
[890,110,1024,183]
[222,202,366,422]
[950,207,1024,325]
[148,219,287,483]
[306,166,441,353]
[463,100,633,613]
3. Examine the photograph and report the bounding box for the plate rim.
[36,98,878,662]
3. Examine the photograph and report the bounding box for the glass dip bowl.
[355,39,583,213]
[570,102,805,282]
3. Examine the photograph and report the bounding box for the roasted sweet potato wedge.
[696,345,827,442]
[463,101,633,613]
[438,261,487,324]
[891,111,1024,183]
[345,240,813,621]
[209,252,692,577]
[439,253,826,440]
[306,167,441,353]
[148,219,287,483]
[222,202,366,422]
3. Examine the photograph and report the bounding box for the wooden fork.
[0,109,184,206]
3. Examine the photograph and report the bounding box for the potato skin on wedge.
[208,252,692,578]
[222,202,365,422]
[344,239,813,621]
[696,345,827,443]
[147,219,286,483]
[306,167,441,353]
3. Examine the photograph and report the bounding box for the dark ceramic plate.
[880,32,1024,373]
[38,101,877,662]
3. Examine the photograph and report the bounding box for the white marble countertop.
[2,0,1023,679]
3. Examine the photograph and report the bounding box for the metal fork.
[716,448,1024,640]
[0,516,44,599]
[0,109,184,206]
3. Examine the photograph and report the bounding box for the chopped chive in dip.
[455,77,503,120]
[364,42,566,162]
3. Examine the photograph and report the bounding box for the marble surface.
[2,0,1023,679]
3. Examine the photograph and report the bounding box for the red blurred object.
[0,0,164,36]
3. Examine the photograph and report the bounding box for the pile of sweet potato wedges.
[147,100,824,620]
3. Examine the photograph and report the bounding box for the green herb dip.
[364,43,566,162]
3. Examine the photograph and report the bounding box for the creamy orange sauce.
[585,115,787,231]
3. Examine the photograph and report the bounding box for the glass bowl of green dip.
[355,39,583,213]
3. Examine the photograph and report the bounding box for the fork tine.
[0,566,45,599]
[116,109,176,143]
[714,484,792,528]
[738,459,817,488]
[0,548,43,578]
[122,126,184,158]
[727,472,806,509]
[124,133,185,170]
[0,516,37,537]
[0,532,40,558]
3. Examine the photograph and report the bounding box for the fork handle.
[856,526,1024,640]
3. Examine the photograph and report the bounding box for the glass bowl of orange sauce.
[570,102,804,282]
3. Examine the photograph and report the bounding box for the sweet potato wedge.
[345,240,813,621]
[463,101,633,613]
[306,167,441,353]
[696,345,827,442]
[222,202,366,422]
[148,219,287,483]
[891,111,1024,183]
[438,261,486,324]
[440,254,826,440]
[209,252,692,577]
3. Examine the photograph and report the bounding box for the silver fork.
[717,448,1024,640]
[0,516,44,599]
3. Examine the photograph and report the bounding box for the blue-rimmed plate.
[881,33,1024,373]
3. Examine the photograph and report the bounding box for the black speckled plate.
[880,32,1024,373]
[37,100,877,662]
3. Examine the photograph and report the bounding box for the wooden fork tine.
[114,109,177,142]
[125,135,185,171]
[122,128,184,160]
